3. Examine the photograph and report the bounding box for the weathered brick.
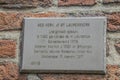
[106,13,120,32]
[0,0,52,8]
[0,12,66,31]
[0,62,27,80]
[0,40,16,58]
[38,65,120,80]
[115,42,120,54]
[103,0,120,3]
[58,0,96,6]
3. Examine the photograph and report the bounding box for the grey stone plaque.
[21,17,106,74]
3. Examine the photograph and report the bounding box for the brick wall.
[0,0,120,80]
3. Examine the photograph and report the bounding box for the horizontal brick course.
[0,12,66,30]
[58,0,96,6]
[0,0,52,8]
[0,12,120,32]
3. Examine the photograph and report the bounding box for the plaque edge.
[20,18,26,73]
[20,69,106,74]
[103,17,107,74]
[23,17,107,20]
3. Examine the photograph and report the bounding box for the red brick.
[0,40,16,58]
[107,13,120,31]
[103,0,120,3]
[0,0,52,8]
[38,65,120,80]
[58,0,96,6]
[115,42,120,54]
[0,12,66,31]
[0,62,27,80]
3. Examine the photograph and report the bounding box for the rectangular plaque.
[21,17,106,74]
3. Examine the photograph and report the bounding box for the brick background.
[0,40,16,58]
[58,0,96,6]
[0,0,119,80]
[107,13,120,32]
[0,62,27,80]
[0,0,52,8]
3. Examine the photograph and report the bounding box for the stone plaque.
[21,17,106,74]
